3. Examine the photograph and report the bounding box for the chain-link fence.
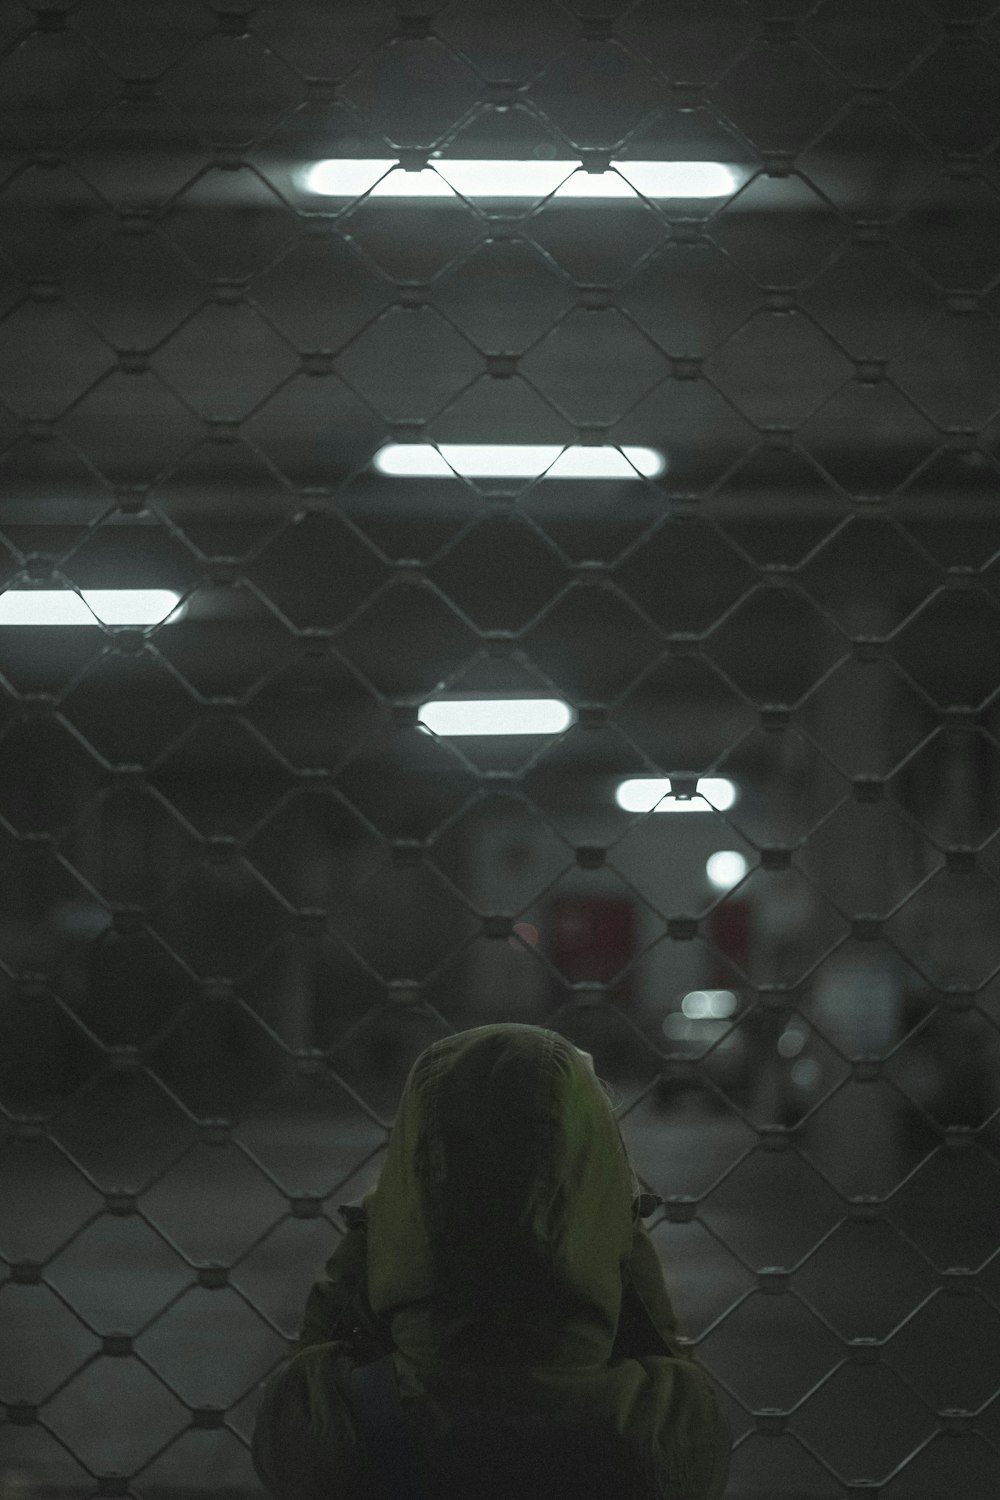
[2,1,1000,1496]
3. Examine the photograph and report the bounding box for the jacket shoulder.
[254,1346,730,1500]
[634,1354,732,1500]
[252,1344,367,1500]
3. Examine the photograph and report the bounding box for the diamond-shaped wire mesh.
[2,2,1000,1496]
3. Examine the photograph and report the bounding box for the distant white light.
[372,444,665,480]
[706,850,748,889]
[777,1024,808,1059]
[302,159,738,200]
[615,777,737,813]
[681,989,739,1020]
[417,698,574,736]
[0,589,180,626]
[791,1057,821,1091]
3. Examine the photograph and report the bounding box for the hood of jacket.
[364,1024,638,1369]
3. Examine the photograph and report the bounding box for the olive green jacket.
[253,1025,731,1499]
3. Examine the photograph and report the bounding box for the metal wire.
[1,2,999,1497]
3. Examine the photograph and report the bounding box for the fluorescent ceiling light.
[615,777,737,812]
[610,161,738,199]
[302,159,738,200]
[418,698,574,736]
[373,444,665,479]
[0,589,181,626]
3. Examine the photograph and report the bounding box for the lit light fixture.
[615,777,737,812]
[705,850,748,889]
[681,989,739,1020]
[790,1057,821,1090]
[777,1024,808,1059]
[373,444,665,479]
[302,159,738,200]
[417,698,574,736]
[0,589,181,626]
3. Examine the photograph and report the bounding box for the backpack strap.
[347,1355,431,1500]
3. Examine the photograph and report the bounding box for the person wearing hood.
[252,1023,731,1500]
